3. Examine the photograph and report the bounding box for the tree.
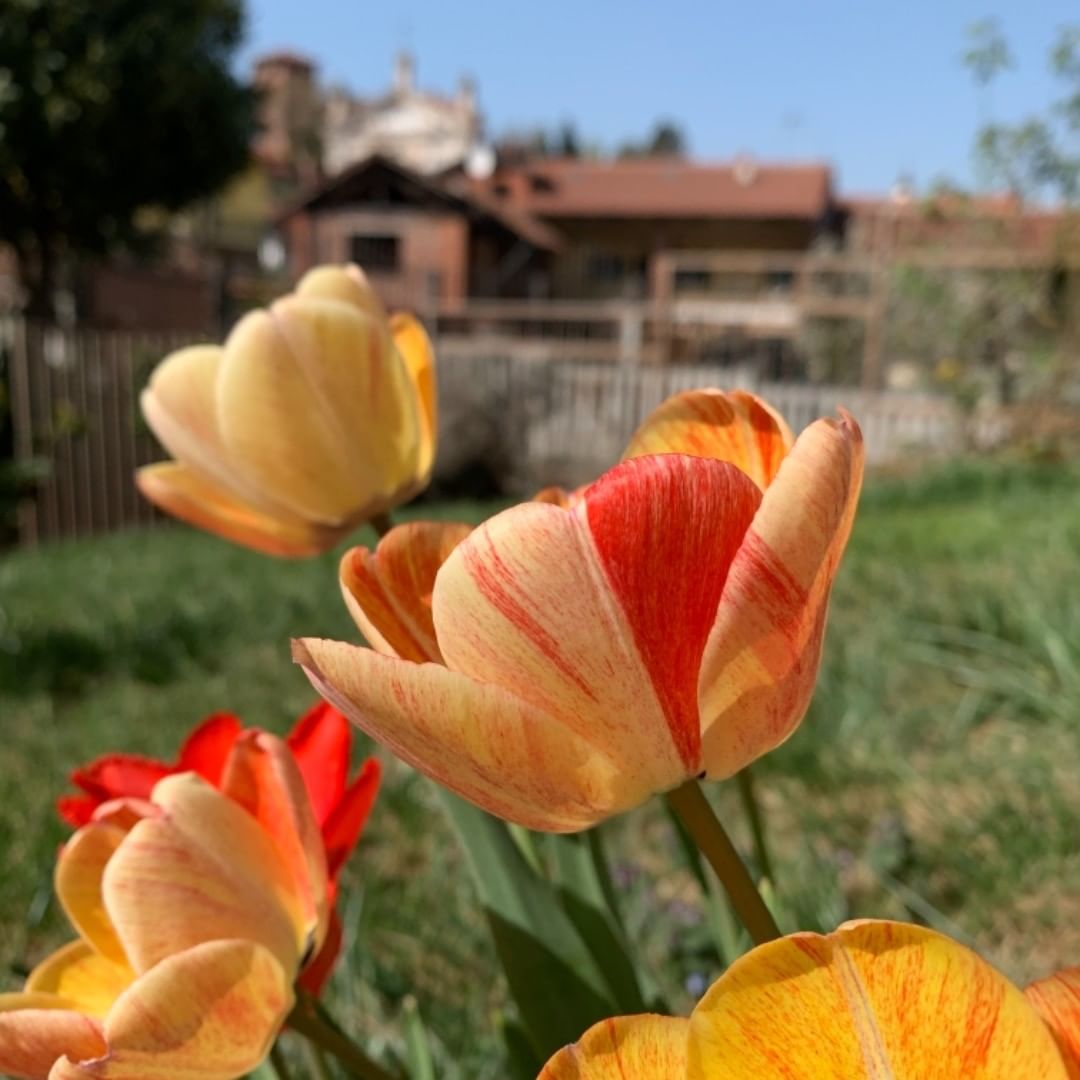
[0,0,254,316]
[617,119,688,159]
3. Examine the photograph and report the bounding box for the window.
[766,269,796,294]
[673,269,711,294]
[350,234,400,272]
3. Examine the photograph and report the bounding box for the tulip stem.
[269,1040,294,1080]
[370,511,395,538]
[290,990,400,1080]
[735,765,775,886]
[667,779,780,947]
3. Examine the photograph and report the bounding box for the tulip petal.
[532,485,577,508]
[176,712,243,785]
[294,638,626,832]
[220,733,330,956]
[433,455,761,784]
[55,823,131,966]
[622,389,794,490]
[26,942,133,1020]
[321,757,381,882]
[540,1015,690,1078]
[1026,967,1080,1073]
[295,263,387,323]
[50,940,292,1080]
[390,312,437,478]
[217,299,421,525]
[697,411,864,778]
[687,920,1067,1079]
[136,462,343,557]
[340,522,473,663]
[0,994,106,1080]
[57,755,167,827]
[285,702,351,826]
[102,775,304,975]
[298,908,344,997]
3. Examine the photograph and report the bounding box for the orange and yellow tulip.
[0,733,327,1079]
[540,920,1080,1078]
[137,264,436,557]
[295,389,863,832]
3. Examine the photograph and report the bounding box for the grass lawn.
[2,461,1079,1075]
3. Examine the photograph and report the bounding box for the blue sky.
[239,1,1075,194]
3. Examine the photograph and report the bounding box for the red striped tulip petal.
[433,456,761,785]
[688,920,1067,1078]
[294,638,625,832]
[622,389,794,490]
[1026,967,1080,1071]
[339,522,474,662]
[540,1015,689,1078]
[220,732,330,954]
[217,297,420,525]
[49,940,291,1080]
[697,411,863,778]
[0,994,106,1080]
[102,775,305,975]
[25,942,132,1020]
[136,462,344,557]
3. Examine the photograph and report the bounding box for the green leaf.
[542,830,653,1015]
[439,790,615,1060]
[402,995,436,1080]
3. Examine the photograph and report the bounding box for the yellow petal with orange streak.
[136,462,345,558]
[687,920,1068,1079]
[622,389,795,490]
[49,940,291,1080]
[27,942,133,1021]
[217,299,420,526]
[339,522,473,662]
[1026,967,1080,1076]
[220,732,330,959]
[102,775,303,977]
[697,411,864,779]
[55,823,130,966]
[295,263,387,323]
[540,1015,690,1078]
[390,312,437,479]
[0,993,106,1080]
[293,637,626,832]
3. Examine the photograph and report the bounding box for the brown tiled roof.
[468,158,833,220]
[276,154,561,250]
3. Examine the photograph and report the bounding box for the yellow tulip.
[0,733,328,1079]
[137,264,436,557]
[540,920,1079,1078]
[295,389,863,832]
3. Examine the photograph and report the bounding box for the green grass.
[2,462,1080,1074]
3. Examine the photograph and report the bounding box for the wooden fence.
[3,318,964,547]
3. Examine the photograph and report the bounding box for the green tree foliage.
[0,0,254,312]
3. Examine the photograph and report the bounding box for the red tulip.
[57,703,380,992]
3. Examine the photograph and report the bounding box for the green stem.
[269,1040,294,1080]
[370,511,395,538]
[666,779,780,946]
[289,990,399,1080]
[735,766,775,885]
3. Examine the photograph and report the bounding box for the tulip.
[137,264,436,557]
[539,920,1080,1078]
[295,390,863,832]
[56,703,381,993]
[0,733,327,1080]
